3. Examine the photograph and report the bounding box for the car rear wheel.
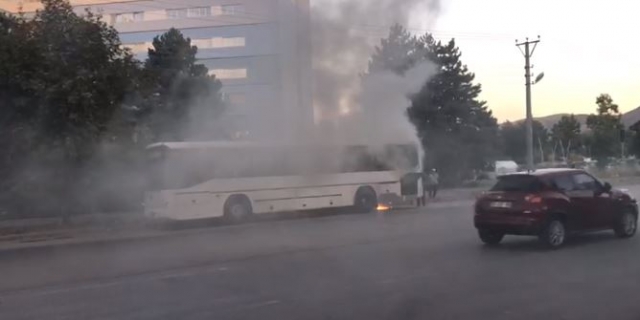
[539,218,566,249]
[614,210,637,238]
[478,230,504,245]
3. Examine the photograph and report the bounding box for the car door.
[570,172,612,229]
[549,174,586,231]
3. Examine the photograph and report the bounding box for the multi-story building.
[0,0,314,141]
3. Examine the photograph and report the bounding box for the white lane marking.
[1,265,231,298]
[159,267,229,280]
[378,273,432,285]
[428,200,474,209]
[245,300,281,309]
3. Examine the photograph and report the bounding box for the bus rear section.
[143,141,420,221]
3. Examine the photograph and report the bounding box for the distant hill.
[533,113,589,130]
[622,106,640,128]
[512,106,640,130]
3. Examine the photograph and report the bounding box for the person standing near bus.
[427,168,439,198]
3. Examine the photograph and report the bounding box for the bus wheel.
[354,187,377,213]
[224,195,253,222]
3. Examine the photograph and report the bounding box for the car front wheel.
[539,218,566,249]
[614,210,637,238]
[478,230,504,245]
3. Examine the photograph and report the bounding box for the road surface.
[1,187,640,319]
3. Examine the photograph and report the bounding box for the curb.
[0,201,477,254]
[0,230,167,257]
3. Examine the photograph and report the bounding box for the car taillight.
[525,194,543,204]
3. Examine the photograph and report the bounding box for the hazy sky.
[420,0,640,121]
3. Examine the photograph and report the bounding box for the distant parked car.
[474,168,638,248]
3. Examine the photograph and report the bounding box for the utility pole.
[516,37,541,172]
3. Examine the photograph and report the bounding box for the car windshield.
[491,175,543,192]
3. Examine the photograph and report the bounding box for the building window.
[143,10,166,22]
[113,13,133,24]
[133,11,144,21]
[222,4,245,15]
[114,11,144,23]
[191,38,212,48]
[166,8,187,19]
[188,7,211,17]
[123,42,151,53]
[208,68,247,80]
[211,37,246,48]
[193,37,246,49]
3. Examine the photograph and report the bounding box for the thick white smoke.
[150,0,444,187]
[310,0,441,153]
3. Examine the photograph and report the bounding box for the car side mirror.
[602,182,612,193]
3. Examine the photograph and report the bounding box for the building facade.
[0,0,314,141]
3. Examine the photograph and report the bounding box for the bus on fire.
[144,141,421,221]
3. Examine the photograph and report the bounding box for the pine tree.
[367,24,423,75]
[408,38,499,184]
[140,28,225,141]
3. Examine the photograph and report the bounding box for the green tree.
[35,0,138,154]
[0,0,139,216]
[367,24,424,75]
[586,94,623,166]
[407,38,500,185]
[139,28,225,141]
[551,115,581,160]
[500,120,549,164]
[0,12,40,184]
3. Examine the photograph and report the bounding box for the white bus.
[143,141,421,221]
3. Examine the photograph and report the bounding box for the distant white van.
[495,160,518,177]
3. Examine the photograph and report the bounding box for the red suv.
[474,169,638,248]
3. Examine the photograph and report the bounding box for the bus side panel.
[249,188,300,214]
[148,171,410,220]
[171,193,227,220]
[290,184,358,210]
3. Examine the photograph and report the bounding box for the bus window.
[382,144,419,171]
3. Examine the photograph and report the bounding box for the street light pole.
[516,37,541,172]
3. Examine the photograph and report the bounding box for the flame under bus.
[144,141,421,221]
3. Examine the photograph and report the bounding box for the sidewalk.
[0,212,154,252]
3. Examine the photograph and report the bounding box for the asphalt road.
[1,188,640,320]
